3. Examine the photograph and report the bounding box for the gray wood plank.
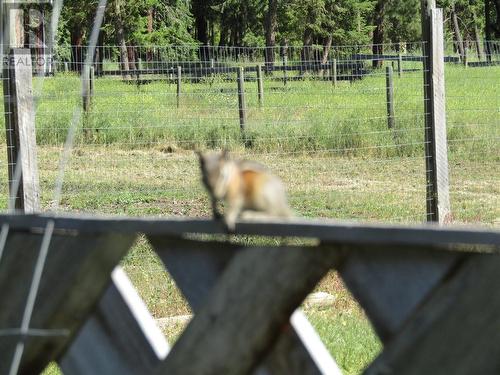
[429,8,451,224]
[0,230,136,375]
[339,246,459,342]
[149,236,332,374]
[154,244,341,375]
[60,267,169,375]
[421,3,451,223]
[365,254,500,375]
[148,236,237,311]
[2,213,498,250]
[3,48,40,212]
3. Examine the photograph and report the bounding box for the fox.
[196,150,293,231]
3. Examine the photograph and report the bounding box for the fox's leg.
[210,196,222,219]
[224,196,244,232]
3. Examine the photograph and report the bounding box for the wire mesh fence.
[443,41,500,224]
[1,42,498,225]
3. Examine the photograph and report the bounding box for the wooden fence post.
[421,1,451,224]
[2,48,40,212]
[282,55,288,86]
[176,66,181,108]
[237,67,247,132]
[83,67,93,112]
[90,66,95,98]
[386,66,395,130]
[210,58,215,86]
[398,53,403,77]
[332,58,337,87]
[256,65,264,107]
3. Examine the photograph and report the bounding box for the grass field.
[0,62,497,374]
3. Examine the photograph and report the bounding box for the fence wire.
[443,41,500,224]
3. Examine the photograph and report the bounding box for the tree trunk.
[96,32,104,76]
[319,35,333,76]
[494,0,500,56]
[193,2,208,45]
[372,0,385,69]
[472,13,485,61]
[321,35,333,64]
[147,8,153,62]
[264,0,278,70]
[115,0,130,79]
[451,5,465,61]
[127,46,137,71]
[33,8,45,75]
[485,0,493,61]
[495,0,500,41]
[301,29,313,74]
[70,28,83,72]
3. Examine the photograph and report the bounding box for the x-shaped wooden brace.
[148,236,342,375]
[1,215,499,375]
[147,235,500,375]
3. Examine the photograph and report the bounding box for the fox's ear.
[221,149,229,160]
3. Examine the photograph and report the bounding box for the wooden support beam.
[149,237,236,311]
[339,246,459,342]
[0,230,136,374]
[60,267,169,375]
[149,236,338,374]
[366,254,500,375]
[154,244,341,375]
[1,214,498,250]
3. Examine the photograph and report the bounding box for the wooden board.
[3,48,40,212]
[149,236,237,311]
[0,230,136,375]
[339,245,459,342]
[149,236,330,374]
[153,244,341,375]
[365,254,500,375]
[2,213,498,250]
[60,267,169,375]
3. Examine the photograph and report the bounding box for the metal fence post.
[421,0,451,224]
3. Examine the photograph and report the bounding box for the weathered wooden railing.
[0,213,498,375]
